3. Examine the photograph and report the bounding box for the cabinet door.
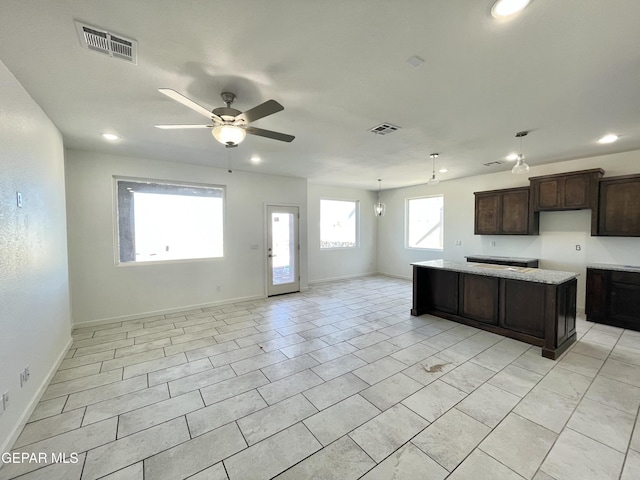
[610,283,640,327]
[501,189,530,234]
[500,279,545,338]
[537,179,561,209]
[598,176,640,236]
[459,274,499,324]
[564,175,589,208]
[585,269,608,321]
[475,193,499,235]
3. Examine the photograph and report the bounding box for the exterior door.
[266,205,300,296]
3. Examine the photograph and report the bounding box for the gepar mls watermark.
[2,452,79,464]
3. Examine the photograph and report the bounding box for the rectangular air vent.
[368,123,401,135]
[483,161,505,166]
[75,21,137,64]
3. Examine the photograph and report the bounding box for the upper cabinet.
[529,168,604,210]
[474,187,538,235]
[597,174,640,236]
[529,169,604,235]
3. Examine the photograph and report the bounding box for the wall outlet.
[20,366,30,387]
[575,245,582,251]
[216,285,221,292]
[2,391,9,411]
[455,240,462,246]
[490,240,496,247]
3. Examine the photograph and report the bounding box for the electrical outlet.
[455,240,462,246]
[575,245,582,251]
[216,285,221,292]
[490,240,496,247]
[2,391,9,411]
[20,366,30,387]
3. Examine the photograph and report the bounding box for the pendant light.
[511,131,530,174]
[374,179,386,217]
[427,153,440,186]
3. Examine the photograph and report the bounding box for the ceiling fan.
[155,89,295,148]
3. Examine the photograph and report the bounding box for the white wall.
[377,151,640,310]
[307,184,377,283]
[65,150,308,325]
[0,60,71,453]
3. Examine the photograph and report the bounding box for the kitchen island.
[411,260,578,359]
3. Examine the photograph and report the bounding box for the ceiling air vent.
[75,21,137,64]
[483,161,505,167]
[368,123,401,135]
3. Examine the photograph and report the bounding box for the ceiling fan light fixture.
[491,0,531,18]
[212,124,246,146]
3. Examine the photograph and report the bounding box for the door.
[266,205,300,296]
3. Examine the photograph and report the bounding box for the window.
[320,199,359,249]
[115,178,224,263]
[406,195,444,249]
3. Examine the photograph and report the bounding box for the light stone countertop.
[412,259,578,285]
[587,263,640,273]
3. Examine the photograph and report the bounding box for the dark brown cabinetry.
[529,169,604,235]
[412,265,577,359]
[597,174,640,236]
[465,256,539,268]
[586,267,640,330]
[474,187,538,235]
[530,169,604,211]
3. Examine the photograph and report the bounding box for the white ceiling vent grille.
[75,21,137,64]
[368,123,401,135]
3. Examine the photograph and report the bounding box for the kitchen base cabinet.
[412,262,577,359]
[586,266,640,331]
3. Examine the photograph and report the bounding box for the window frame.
[405,194,444,251]
[319,197,360,250]
[113,176,226,266]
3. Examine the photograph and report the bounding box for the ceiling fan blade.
[155,124,212,129]
[245,126,295,143]
[158,88,223,122]
[235,100,284,124]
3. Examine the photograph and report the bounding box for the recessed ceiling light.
[102,133,119,141]
[491,0,531,18]
[598,134,619,144]
[505,153,519,161]
[439,168,449,173]
[250,155,261,164]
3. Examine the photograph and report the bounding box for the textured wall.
[65,150,308,325]
[0,60,71,453]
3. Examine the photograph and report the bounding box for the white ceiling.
[1,1,639,190]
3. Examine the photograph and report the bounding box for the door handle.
[268,254,277,258]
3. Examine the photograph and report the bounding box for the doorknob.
[268,254,277,258]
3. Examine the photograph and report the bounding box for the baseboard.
[0,336,73,456]
[73,294,266,328]
[308,272,377,285]
[375,271,412,281]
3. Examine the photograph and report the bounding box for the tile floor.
[2,276,640,480]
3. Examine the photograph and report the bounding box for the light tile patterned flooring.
[2,276,640,479]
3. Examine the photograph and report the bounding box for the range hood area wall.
[376,150,640,311]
